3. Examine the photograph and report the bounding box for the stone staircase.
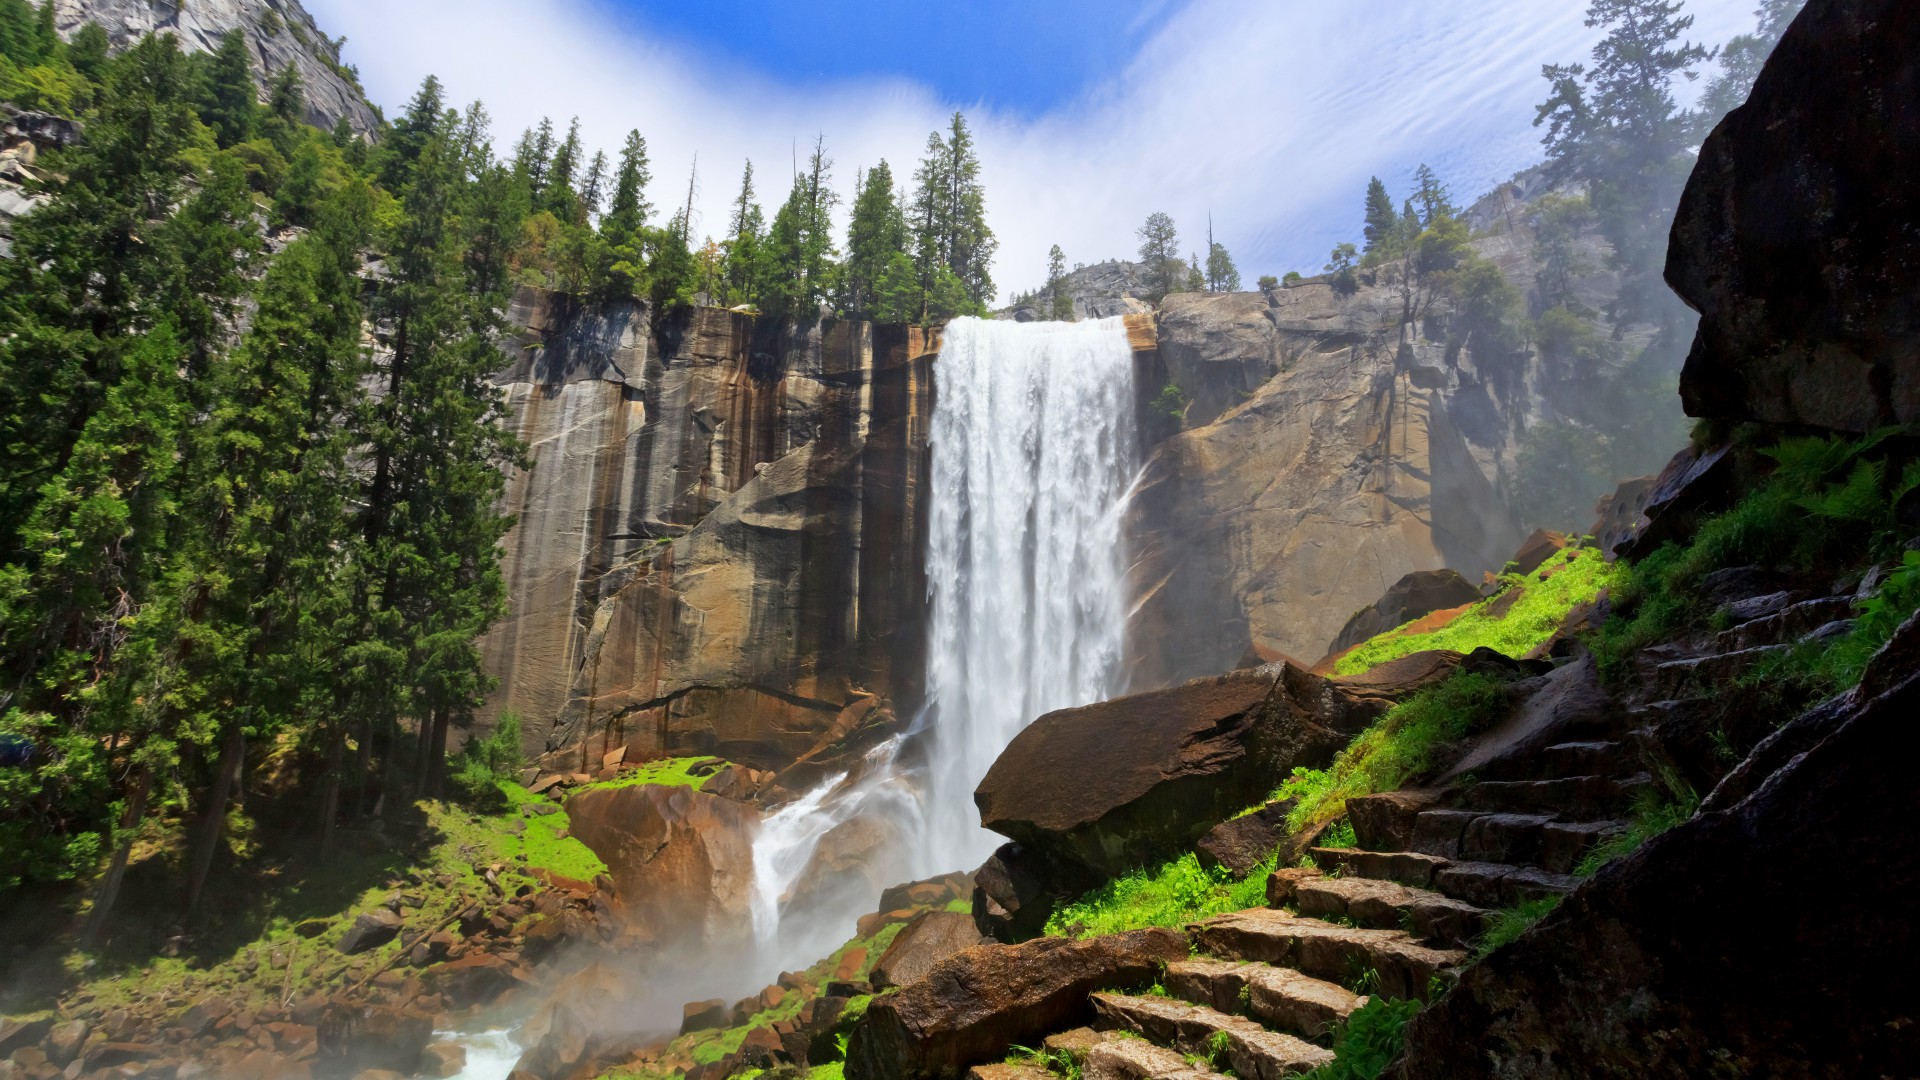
[970,676,1658,1080]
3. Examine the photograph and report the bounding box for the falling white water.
[742,315,1136,956]
[440,1029,520,1080]
[920,315,1140,871]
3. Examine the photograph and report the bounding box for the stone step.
[1186,909,1464,1002]
[1455,774,1646,819]
[1043,1027,1126,1066]
[1091,993,1335,1080]
[968,1064,1058,1080]
[1292,876,1490,948]
[1163,957,1364,1041]
[1537,740,1638,778]
[1083,1035,1233,1080]
[1410,809,1625,874]
[1308,848,1580,908]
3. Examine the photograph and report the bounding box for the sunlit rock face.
[1127,282,1526,684]
[53,0,380,134]
[482,288,936,771]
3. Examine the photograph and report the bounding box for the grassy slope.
[1334,548,1615,676]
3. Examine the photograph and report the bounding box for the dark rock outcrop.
[1384,615,1920,1079]
[970,843,1083,945]
[1193,799,1298,878]
[336,909,403,955]
[1668,0,1920,432]
[974,664,1372,885]
[1326,570,1483,660]
[844,928,1189,1080]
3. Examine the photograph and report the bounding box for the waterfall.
[919,315,1140,872]
[743,313,1137,951]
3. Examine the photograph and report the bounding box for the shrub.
[1471,896,1561,960]
[1300,997,1424,1080]
[1046,852,1275,938]
[445,713,523,810]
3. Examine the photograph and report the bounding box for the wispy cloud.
[308,0,1758,299]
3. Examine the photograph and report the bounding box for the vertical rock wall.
[482,288,936,772]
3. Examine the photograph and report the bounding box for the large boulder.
[563,784,758,945]
[1668,0,1920,433]
[1326,570,1484,659]
[1383,615,1920,1079]
[974,664,1370,885]
[871,912,991,991]
[844,928,1189,1080]
[315,1005,433,1078]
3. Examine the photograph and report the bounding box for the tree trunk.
[184,721,244,917]
[319,726,343,863]
[426,708,450,797]
[85,765,152,943]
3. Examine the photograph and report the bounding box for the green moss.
[809,1065,846,1080]
[579,755,727,793]
[943,897,972,914]
[1335,548,1615,676]
[1276,672,1514,834]
[1046,852,1276,938]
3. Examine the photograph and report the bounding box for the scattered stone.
[336,909,403,955]
[1194,798,1297,878]
[43,1022,89,1066]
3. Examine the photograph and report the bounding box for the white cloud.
[308,0,1760,300]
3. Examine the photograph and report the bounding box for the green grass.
[1334,548,1615,676]
[582,755,727,792]
[1573,782,1700,878]
[1298,997,1424,1080]
[1045,852,1276,938]
[1273,673,1515,834]
[1471,896,1561,961]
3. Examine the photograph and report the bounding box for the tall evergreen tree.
[910,112,996,316]
[201,29,256,148]
[580,150,609,221]
[1362,176,1399,256]
[1046,244,1073,320]
[842,160,908,318]
[1136,212,1181,301]
[379,74,446,190]
[545,116,583,219]
[602,130,653,247]
[720,160,764,308]
[758,138,838,319]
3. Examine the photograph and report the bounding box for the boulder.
[315,1005,432,1078]
[844,928,1189,1080]
[336,909,403,955]
[971,842,1089,944]
[419,1043,465,1079]
[1505,529,1569,577]
[975,664,1364,886]
[870,912,990,991]
[564,783,758,944]
[1193,799,1298,878]
[426,953,519,1008]
[1612,444,1740,561]
[42,1021,89,1066]
[1668,0,1920,434]
[1326,570,1484,659]
[1384,613,1920,1079]
[680,1000,729,1035]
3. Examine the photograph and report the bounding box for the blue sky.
[309,0,1763,301]
[594,0,1178,116]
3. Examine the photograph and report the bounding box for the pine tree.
[1362,176,1399,256]
[602,130,653,248]
[380,74,446,190]
[1701,0,1804,119]
[843,160,908,318]
[910,112,997,317]
[720,160,763,308]
[513,118,555,197]
[758,137,838,319]
[1411,164,1456,226]
[580,150,609,221]
[202,29,256,148]
[1046,244,1072,320]
[546,116,583,219]
[1136,212,1181,301]
[67,23,109,83]
[1205,224,1241,294]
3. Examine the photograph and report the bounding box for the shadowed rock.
[1326,570,1484,660]
[1668,0,1920,433]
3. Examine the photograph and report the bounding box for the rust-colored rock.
[844,928,1189,1080]
[564,784,757,945]
[871,912,990,991]
[975,664,1366,884]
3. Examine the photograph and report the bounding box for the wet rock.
[1325,569,1484,660]
[0,1018,51,1057]
[1385,610,1920,1078]
[418,1044,465,1079]
[844,927,1189,1080]
[1193,798,1298,878]
[42,1022,89,1066]
[336,909,403,955]
[870,912,991,991]
[563,783,758,945]
[1668,0,1920,433]
[425,954,519,1009]
[315,1005,431,1078]
[680,1000,729,1036]
[1614,444,1740,561]
[975,664,1362,887]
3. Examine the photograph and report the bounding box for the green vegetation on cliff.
[1045,853,1275,939]
[1334,548,1614,676]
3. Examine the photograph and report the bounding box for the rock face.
[871,911,990,991]
[482,291,935,769]
[845,928,1189,1080]
[53,0,380,134]
[1126,281,1526,686]
[1668,0,1920,433]
[1325,570,1483,660]
[975,664,1374,883]
[563,783,758,946]
[1001,260,1156,322]
[1383,617,1920,1079]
